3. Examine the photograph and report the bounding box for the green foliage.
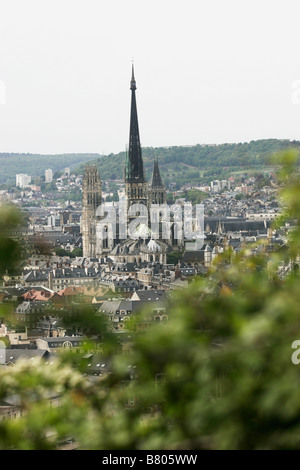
[1,152,300,449]
[167,251,182,265]
[41,181,57,192]
[71,247,83,258]
[54,247,83,258]
[0,205,23,275]
[181,189,208,204]
[54,247,70,257]
[0,359,92,450]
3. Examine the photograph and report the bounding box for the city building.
[45,169,53,183]
[16,174,31,188]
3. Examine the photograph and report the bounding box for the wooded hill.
[0,153,99,185]
[75,139,300,189]
[1,139,299,188]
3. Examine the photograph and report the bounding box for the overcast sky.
[0,0,300,155]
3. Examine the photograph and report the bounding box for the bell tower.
[82,164,102,258]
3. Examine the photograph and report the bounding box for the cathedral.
[82,66,184,263]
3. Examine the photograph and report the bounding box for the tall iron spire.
[130,62,136,90]
[125,64,146,183]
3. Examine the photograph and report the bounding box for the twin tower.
[82,66,180,262]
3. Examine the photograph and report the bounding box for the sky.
[0,0,300,155]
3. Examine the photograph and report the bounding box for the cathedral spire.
[130,63,136,90]
[125,65,146,183]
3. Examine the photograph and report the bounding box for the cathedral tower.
[124,65,148,220]
[149,158,166,205]
[82,164,102,258]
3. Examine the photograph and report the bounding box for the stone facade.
[81,165,102,258]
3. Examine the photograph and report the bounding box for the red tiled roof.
[20,289,55,302]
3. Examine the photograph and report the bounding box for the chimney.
[48,271,53,290]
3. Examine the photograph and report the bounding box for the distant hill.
[2,139,299,188]
[0,153,100,185]
[75,139,300,188]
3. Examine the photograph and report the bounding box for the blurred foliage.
[1,152,300,449]
[0,204,23,275]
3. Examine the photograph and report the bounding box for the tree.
[167,251,182,265]
[71,247,83,257]
[54,247,70,257]
[0,205,23,276]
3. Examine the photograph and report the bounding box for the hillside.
[1,139,299,188]
[0,153,100,185]
[75,139,300,189]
